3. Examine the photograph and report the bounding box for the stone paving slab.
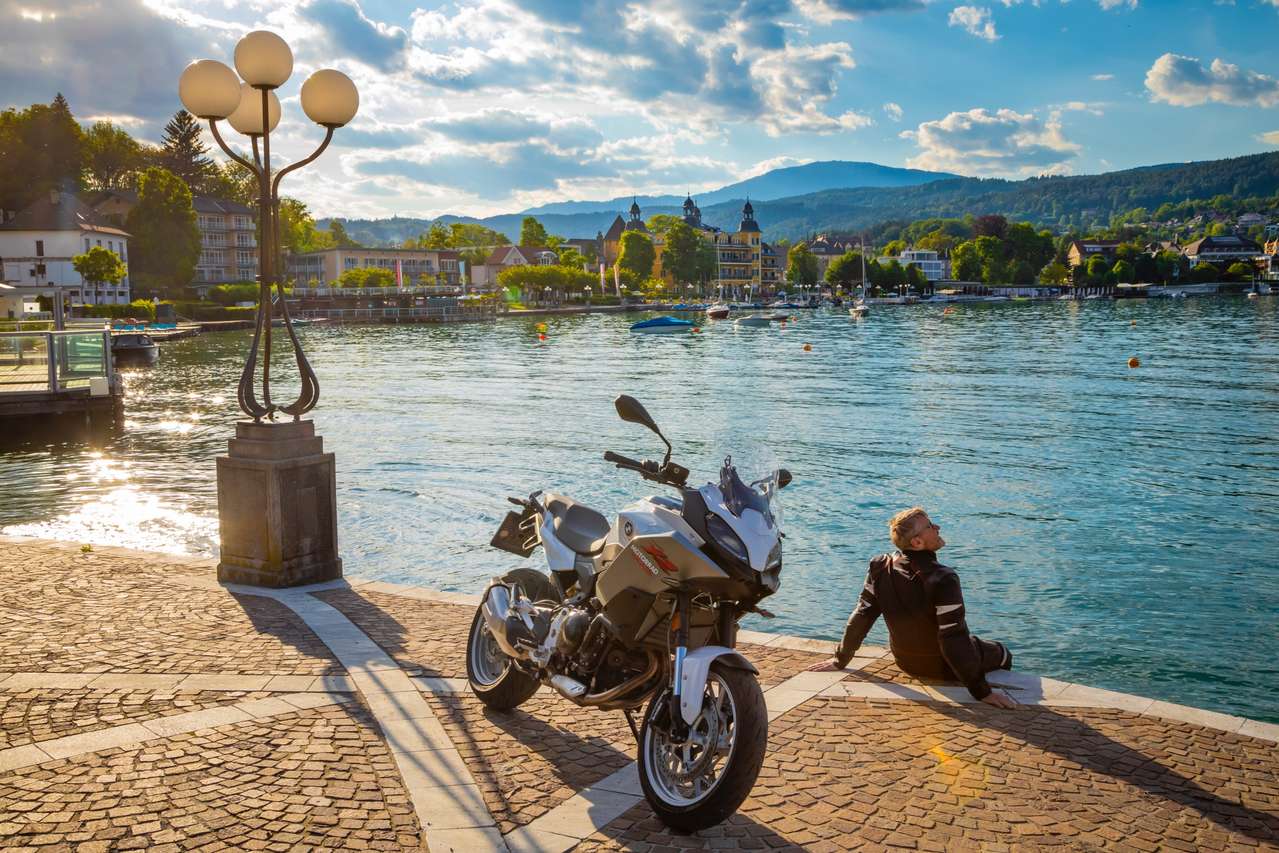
[0,687,276,749]
[313,587,472,678]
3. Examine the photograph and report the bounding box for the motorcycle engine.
[528,605,592,667]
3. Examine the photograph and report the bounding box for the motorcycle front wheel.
[465,568,554,710]
[638,664,768,832]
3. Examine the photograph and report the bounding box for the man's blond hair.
[889,507,929,550]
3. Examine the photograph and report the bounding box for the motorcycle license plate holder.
[491,509,537,557]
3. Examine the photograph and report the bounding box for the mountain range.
[322,152,1279,246]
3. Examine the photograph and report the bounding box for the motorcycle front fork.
[668,592,692,741]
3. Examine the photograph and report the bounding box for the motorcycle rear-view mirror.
[777,469,793,489]
[614,395,661,435]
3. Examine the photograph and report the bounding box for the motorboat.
[630,316,695,334]
[848,301,869,318]
[734,315,772,328]
[706,303,731,319]
[111,333,159,365]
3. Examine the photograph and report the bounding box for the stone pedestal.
[216,419,342,587]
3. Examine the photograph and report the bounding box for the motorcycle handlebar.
[603,451,688,487]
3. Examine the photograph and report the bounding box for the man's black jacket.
[835,549,994,699]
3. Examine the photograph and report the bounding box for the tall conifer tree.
[160,110,214,193]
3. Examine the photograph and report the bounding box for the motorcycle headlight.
[766,540,782,571]
[706,513,749,564]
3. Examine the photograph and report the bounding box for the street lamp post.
[179,32,358,588]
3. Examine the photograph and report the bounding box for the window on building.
[35,240,44,257]
[84,238,90,252]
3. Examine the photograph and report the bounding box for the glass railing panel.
[0,334,51,391]
[58,332,107,389]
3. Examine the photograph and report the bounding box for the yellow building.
[616,196,779,294]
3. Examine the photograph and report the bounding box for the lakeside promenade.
[0,536,1276,852]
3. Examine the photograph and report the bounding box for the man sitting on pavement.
[809,507,1018,709]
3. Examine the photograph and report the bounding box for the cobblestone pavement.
[2,538,1277,852]
[0,689,274,749]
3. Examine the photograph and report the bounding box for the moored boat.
[630,316,695,334]
[734,315,771,328]
[111,333,159,365]
[706,303,731,319]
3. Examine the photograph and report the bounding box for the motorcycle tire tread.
[639,663,769,833]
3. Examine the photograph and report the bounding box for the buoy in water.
[1131,320,1136,326]
[802,343,813,352]
[943,306,954,315]
[692,327,701,333]
[538,333,547,342]
[1128,356,1140,368]
[536,322,548,332]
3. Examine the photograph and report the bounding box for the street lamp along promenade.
[179,32,358,421]
[180,32,356,589]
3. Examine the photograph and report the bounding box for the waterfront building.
[286,247,461,288]
[94,191,257,294]
[471,245,556,290]
[0,189,131,305]
[626,196,779,294]
[1067,239,1121,268]
[808,235,855,279]
[1182,235,1262,268]
[877,249,950,282]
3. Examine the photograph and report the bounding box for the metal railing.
[0,329,114,395]
[297,304,497,322]
[288,286,471,297]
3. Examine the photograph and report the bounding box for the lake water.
[3,297,1277,722]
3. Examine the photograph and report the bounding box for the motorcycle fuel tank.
[595,530,730,605]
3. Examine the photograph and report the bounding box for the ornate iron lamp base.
[216,419,342,587]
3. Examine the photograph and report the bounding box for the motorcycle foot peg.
[551,675,589,700]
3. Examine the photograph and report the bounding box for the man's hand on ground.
[980,689,1018,709]
[807,658,845,672]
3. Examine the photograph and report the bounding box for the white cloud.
[948,6,999,40]
[883,101,904,121]
[1261,130,1279,145]
[1145,53,1279,107]
[1098,0,1137,8]
[1091,73,1114,81]
[902,107,1080,176]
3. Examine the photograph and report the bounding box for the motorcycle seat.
[544,493,610,555]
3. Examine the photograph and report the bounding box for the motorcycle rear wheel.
[465,568,556,710]
[638,664,768,832]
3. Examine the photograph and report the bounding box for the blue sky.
[2,0,1277,219]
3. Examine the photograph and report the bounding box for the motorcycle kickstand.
[622,709,640,745]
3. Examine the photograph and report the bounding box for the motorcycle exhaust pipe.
[481,583,524,659]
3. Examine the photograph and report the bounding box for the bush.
[168,301,259,320]
[78,299,160,322]
[208,282,261,305]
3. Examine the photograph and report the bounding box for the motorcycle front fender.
[677,646,758,726]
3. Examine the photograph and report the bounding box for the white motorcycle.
[468,395,790,831]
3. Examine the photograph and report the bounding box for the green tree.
[883,239,906,257]
[418,222,450,249]
[646,214,682,236]
[277,198,332,255]
[82,122,141,191]
[824,250,865,289]
[786,242,819,286]
[618,231,655,279]
[906,264,928,291]
[1191,262,1219,283]
[1039,261,1071,285]
[951,241,981,281]
[206,160,257,207]
[694,238,718,285]
[557,247,586,269]
[1226,262,1255,281]
[974,235,1009,283]
[338,267,394,288]
[1085,254,1112,284]
[124,167,201,296]
[71,246,127,305]
[159,110,214,192]
[659,220,703,283]
[1112,259,1136,283]
[0,95,85,211]
[520,216,550,246]
[323,220,361,248]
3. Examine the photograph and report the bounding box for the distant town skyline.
[2,0,1278,220]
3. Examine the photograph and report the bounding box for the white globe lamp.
[226,83,281,135]
[300,69,360,128]
[178,60,242,120]
[234,30,293,89]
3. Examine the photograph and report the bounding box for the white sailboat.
[849,242,870,318]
